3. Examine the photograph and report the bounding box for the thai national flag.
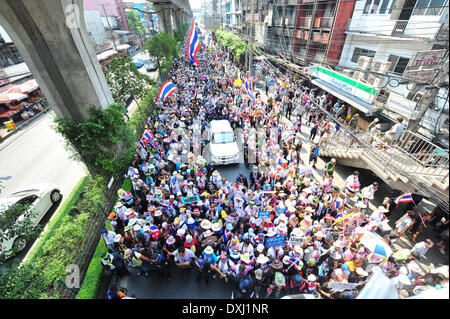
[394,192,414,205]
[244,80,255,103]
[142,129,153,142]
[187,18,200,66]
[194,88,198,99]
[158,80,178,102]
[283,132,295,144]
[223,183,233,195]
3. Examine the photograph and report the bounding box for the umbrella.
[356,228,393,258]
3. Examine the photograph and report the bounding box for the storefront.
[308,67,381,128]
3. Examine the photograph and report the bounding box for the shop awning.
[116,44,131,51]
[96,49,118,61]
[312,78,379,115]
[0,91,28,104]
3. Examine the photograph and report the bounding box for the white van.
[208,120,240,165]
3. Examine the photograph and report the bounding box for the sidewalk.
[0,107,50,144]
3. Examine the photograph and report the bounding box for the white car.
[208,120,240,165]
[0,183,61,260]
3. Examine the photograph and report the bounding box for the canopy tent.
[0,91,28,104]
[6,79,39,95]
[96,49,119,61]
[116,44,131,51]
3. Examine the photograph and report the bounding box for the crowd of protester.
[102,36,448,300]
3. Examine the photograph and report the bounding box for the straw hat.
[114,234,122,243]
[200,219,212,230]
[177,228,185,236]
[291,228,304,238]
[204,246,214,255]
[154,210,162,217]
[166,236,175,245]
[204,229,213,237]
[211,222,222,232]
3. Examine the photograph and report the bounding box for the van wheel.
[50,190,61,203]
[13,236,27,252]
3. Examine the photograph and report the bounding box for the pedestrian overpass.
[0,0,192,122]
[319,127,449,211]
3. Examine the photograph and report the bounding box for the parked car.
[208,120,240,165]
[0,183,61,260]
[132,58,144,68]
[144,59,157,72]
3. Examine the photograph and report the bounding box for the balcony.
[285,17,295,26]
[391,20,408,37]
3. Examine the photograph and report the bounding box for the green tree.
[143,32,177,82]
[127,10,146,41]
[53,103,135,178]
[104,55,154,104]
[0,203,42,261]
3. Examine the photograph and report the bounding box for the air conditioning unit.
[367,75,383,87]
[353,71,366,81]
[357,56,373,70]
[341,69,354,77]
[371,60,392,74]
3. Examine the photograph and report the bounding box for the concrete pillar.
[156,5,173,36]
[0,0,114,122]
[172,10,181,30]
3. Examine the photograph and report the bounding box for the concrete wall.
[0,0,114,121]
[84,10,109,46]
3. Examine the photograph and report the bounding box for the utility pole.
[99,2,118,51]
[248,0,255,77]
[407,52,449,133]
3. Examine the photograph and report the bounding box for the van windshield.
[212,132,235,144]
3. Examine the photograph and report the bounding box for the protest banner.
[266,235,285,248]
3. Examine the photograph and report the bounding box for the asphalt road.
[0,111,87,198]
[111,119,447,299]
[0,110,87,266]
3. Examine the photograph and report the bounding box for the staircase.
[319,129,449,211]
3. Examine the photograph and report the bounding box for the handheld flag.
[158,80,178,102]
[194,88,198,99]
[394,192,414,205]
[187,18,200,66]
[244,80,255,103]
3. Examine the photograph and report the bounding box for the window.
[213,132,235,144]
[388,0,397,13]
[388,55,410,74]
[413,0,447,15]
[364,0,373,13]
[371,0,381,13]
[379,0,391,13]
[351,47,376,63]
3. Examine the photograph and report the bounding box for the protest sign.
[258,210,271,220]
[181,195,200,205]
[266,235,285,248]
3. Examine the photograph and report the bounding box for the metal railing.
[300,92,449,211]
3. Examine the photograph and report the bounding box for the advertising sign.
[410,50,447,68]
[385,91,417,118]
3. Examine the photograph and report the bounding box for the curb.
[0,107,51,145]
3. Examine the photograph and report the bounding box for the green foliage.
[214,28,246,62]
[76,177,132,299]
[143,32,178,81]
[76,237,109,299]
[0,176,89,298]
[54,103,135,178]
[126,10,146,38]
[105,55,154,104]
[0,203,42,258]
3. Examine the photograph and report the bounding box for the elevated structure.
[0,0,114,121]
[149,0,193,35]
